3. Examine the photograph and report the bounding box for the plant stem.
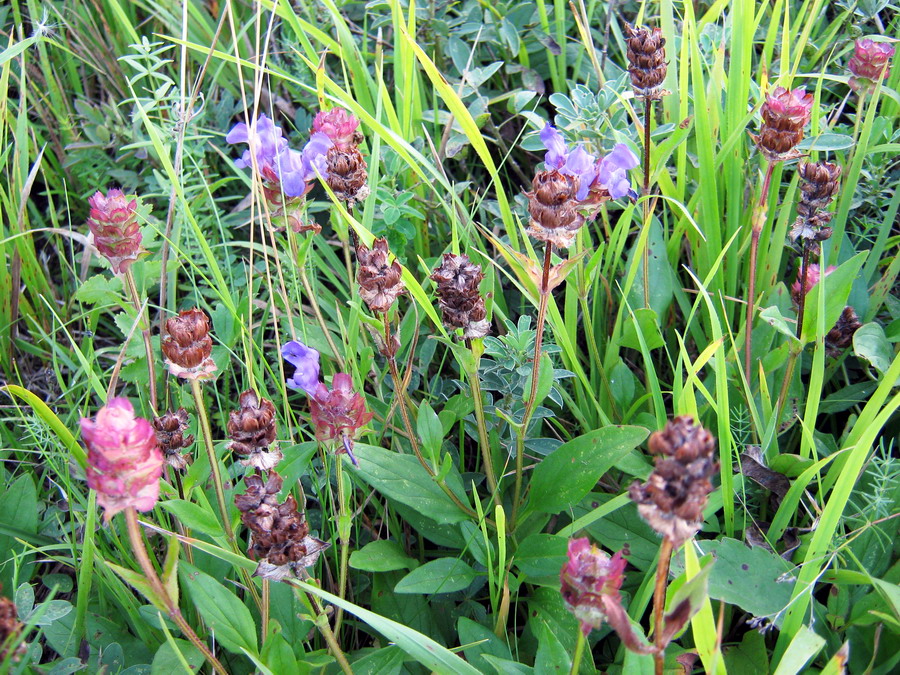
[123,268,158,413]
[465,339,498,499]
[642,96,652,309]
[189,380,234,545]
[299,259,345,371]
[570,628,586,675]
[795,241,811,341]
[511,244,553,529]
[292,586,353,675]
[652,537,675,675]
[333,454,351,639]
[744,161,776,383]
[124,508,228,675]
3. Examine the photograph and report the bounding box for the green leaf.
[854,323,896,380]
[772,625,825,675]
[797,133,855,151]
[74,274,123,305]
[457,617,512,672]
[759,305,800,341]
[103,559,167,612]
[522,353,553,407]
[394,558,476,594]
[260,634,298,674]
[662,555,714,643]
[801,252,867,341]
[620,308,666,351]
[0,475,38,590]
[533,618,571,673]
[152,639,204,674]
[161,536,180,607]
[352,444,468,524]
[527,426,649,514]
[417,402,443,459]
[1,385,86,469]
[179,562,258,655]
[513,534,568,586]
[350,540,417,573]
[159,500,224,539]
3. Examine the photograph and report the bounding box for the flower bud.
[430,254,490,339]
[848,38,895,93]
[356,238,406,314]
[312,107,363,149]
[526,169,585,249]
[81,398,163,521]
[325,146,370,207]
[561,539,627,635]
[152,408,194,470]
[629,416,718,547]
[309,373,374,466]
[227,390,282,471]
[624,24,668,99]
[753,86,814,162]
[235,471,330,581]
[161,308,217,380]
[87,189,148,275]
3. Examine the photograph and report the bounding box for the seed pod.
[227,390,281,471]
[430,254,490,339]
[525,169,585,249]
[791,161,842,249]
[753,86,813,162]
[825,306,862,357]
[161,308,217,380]
[629,416,718,547]
[624,24,667,99]
[235,471,330,581]
[325,146,370,207]
[152,408,194,470]
[356,238,405,313]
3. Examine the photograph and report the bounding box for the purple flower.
[227,114,287,172]
[299,132,333,181]
[595,143,640,200]
[540,124,598,201]
[282,340,320,395]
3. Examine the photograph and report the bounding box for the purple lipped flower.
[282,340,321,395]
[227,114,287,172]
[595,143,640,200]
[540,123,598,200]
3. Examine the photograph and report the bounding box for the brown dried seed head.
[152,408,194,470]
[357,238,406,313]
[754,86,814,161]
[325,146,370,206]
[624,24,667,99]
[526,169,585,249]
[161,308,216,380]
[630,416,718,546]
[430,254,490,339]
[228,390,281,471]
[797,161,842,215]
[825,306,862,357]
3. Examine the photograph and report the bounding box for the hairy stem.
[292,586,353,675]
[123,268,158,413]
[744,161,776,383]
[512,244,553,529]
[653,537,675,675]
[795,241,812,340]
[124,508,228,675]
[642,96,652,309]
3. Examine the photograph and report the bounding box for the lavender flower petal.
[282,340,321,395]
[540,123,568,169]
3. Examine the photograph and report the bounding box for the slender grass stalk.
[570,628,586,675]
[290,585,353,675]
[642,97,653,309]
[652,537,674,675]
[123,508,228,675]
[511,244,553,529]
[744,162,776,382]
[299,255,345,371]
[464,338,498,498]
[123,268,158,413]
[795,241,812,340]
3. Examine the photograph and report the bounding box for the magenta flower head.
[282,340,320,395]
[87,188,147,275]
[561,538,627,635]
[849,38,896,93]
[312,107,362,149]
[791,263,836,306]
[755,86,814,161]
[308,373,374,467]
[540,124,598,200]
[81,398,163,521]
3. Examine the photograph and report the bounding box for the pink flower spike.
[312,107,362,149]
[849,38,896,93]
[86,189,147,275]
[308,373,374,461]
[560,538,627,636]
[81,398,163,521]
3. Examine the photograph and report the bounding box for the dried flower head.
[282,340,321,395]
[81,398,163,521]
[526,169,586,249]
[0,586,25,663]
[309,373,374,467]
[86,188,148,275]
[234,471,329,581]
[629,416,718,547]
[324,145,370,207]
[790,263,836,306]
[161,308,217,380]
[624,24,668,99]
[753,86,814,162]
[430,254,490,339]
[791,161,841,247]
[356,238,406,313]
[848,38,895,93]
[227,390,282,471]
[152,408,194,470]
[825,306,862,357]
[312,107,363,149]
